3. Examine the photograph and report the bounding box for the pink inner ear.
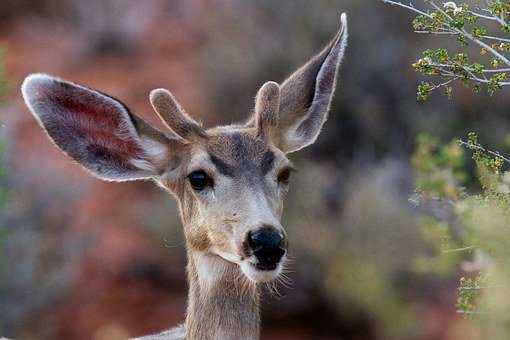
[60,90,142,153]
[35,81,147,172]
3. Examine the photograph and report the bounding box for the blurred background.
[1,1,509,339]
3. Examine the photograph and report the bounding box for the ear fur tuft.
[255,81,280,140]
[150,88,207,142]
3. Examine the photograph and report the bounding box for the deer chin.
[240,258,284,283]
[209,248,283,283]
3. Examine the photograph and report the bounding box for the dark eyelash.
[188,170,214,191]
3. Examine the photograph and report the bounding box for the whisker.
[278,273,293,287]
[271,281,283,298]
[278,272,293,284]
[265,281,282,298]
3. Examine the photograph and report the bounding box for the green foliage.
[488,72,508,95]
[413,132,510,337]
[413,215,462,276]
[489,1,510,21]
[385,1,510,336]
[412,133,466,199]
[457,274,489,315]
[417,81,433,101]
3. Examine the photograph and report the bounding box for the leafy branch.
[458,137,510,166]
[382,0,510,100]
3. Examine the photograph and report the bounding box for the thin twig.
[428,63,510,85]
[481,35,510,43]
[458,139,510,165]
[456,310,489,315]
[381,0,431,17]
[416,30,510,43]
[470,10,499,22]
[443,245,477,253]
[428,76,459,92]
[459,284,510,290]
[480,7,508,27]
[482,67,510,73]
[415,30,458,35]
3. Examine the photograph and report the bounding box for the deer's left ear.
[261,13,348,153]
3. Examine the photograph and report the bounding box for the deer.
[20,13,348,340]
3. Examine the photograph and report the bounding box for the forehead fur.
[205,127,276,177]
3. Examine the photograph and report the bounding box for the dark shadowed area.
[1,1,509,339]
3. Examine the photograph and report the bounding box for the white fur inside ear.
[140,136,168,161]
[129,159,156,173]
[129,137,168,172]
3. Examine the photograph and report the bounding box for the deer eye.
[188,170,213,191]
[277,168,292,185]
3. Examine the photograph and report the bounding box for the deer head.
[21,14,347,336]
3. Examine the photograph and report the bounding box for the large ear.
[273,13,348,153]
[21,74,181,182]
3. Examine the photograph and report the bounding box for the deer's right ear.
[274,13,348,153]
[21,74,183,182]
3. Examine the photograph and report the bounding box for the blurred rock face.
[1,0,506,339]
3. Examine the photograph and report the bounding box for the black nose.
[248,227,286,270]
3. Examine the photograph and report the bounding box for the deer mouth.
[255,262,278,271]
[240,256,285,283]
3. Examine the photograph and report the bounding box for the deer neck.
[185,251,260,340]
